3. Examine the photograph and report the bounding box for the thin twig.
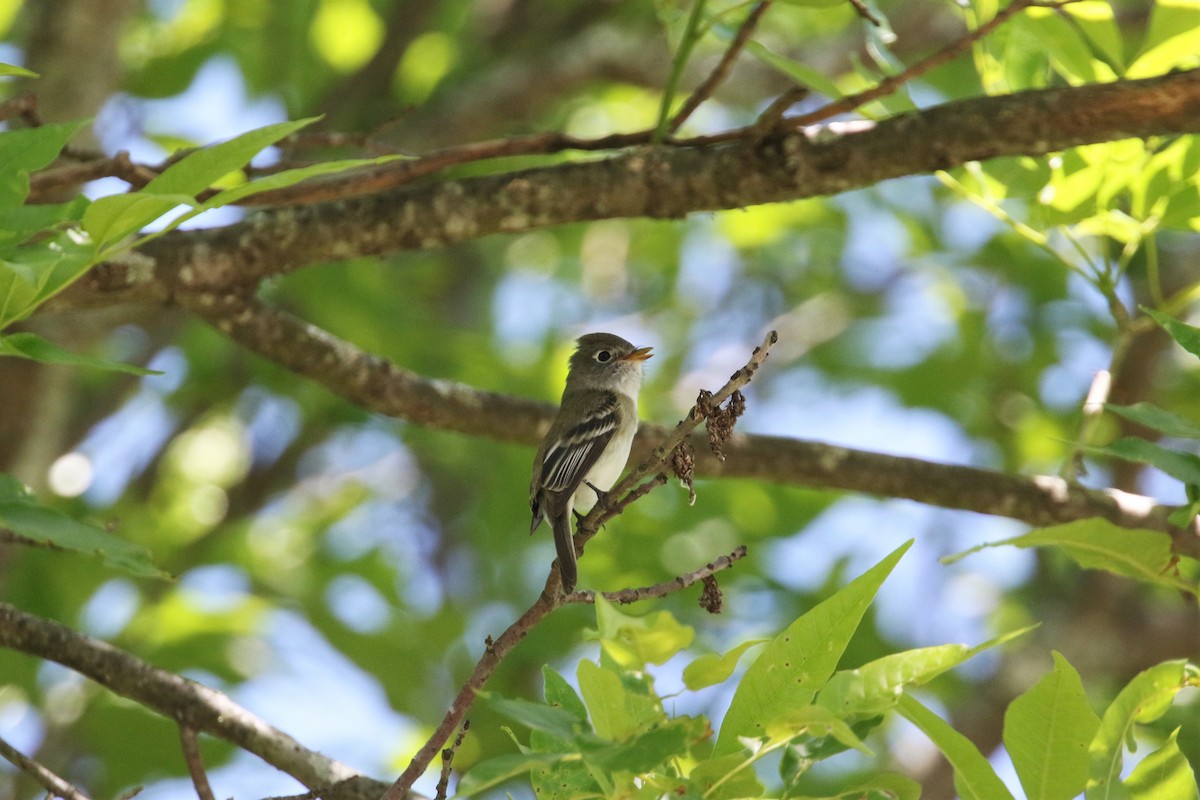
[787,0,1079,128]
[0,733,92,800]
[179,726,216,800]
[565,546,748,605]
[379,593,560,800]
[669,1,773,133]
[434,722,470,800]
[28,151,158,201]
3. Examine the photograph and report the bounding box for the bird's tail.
[551,511,577,592]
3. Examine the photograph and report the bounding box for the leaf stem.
[654,0,708,143]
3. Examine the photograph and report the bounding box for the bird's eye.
[595,350,612,363]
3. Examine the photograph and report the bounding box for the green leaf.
[0,332,159,375]
[687,751,764,800]
[593,597,694,668]
[142,117,318,198]
[817,628,1033,721]
[1126,728,1200,800]
[530,759,600,800]
[0,237,95,328]
[134,154,407,244]
[82,192,198,251]
[1083,438,1200,491]
[0,62,39,78]
[576,658,661,741]
[0,479,169,579]
[791,773,922,800]
[745,40,844,100]
[1022,5,1112,84]
[0,120,89,205]
[765,704,872,755]
[1104,402,1200,439]
[1004,651,1101,800]
[543,665,588,721]
[454,752,564,798]
[818,645,965,719]
[578,719,691,773]
[1086,660,1190,800]
[682,638,765,691]
[1065,1,1126,72]
[1129,0,1200,78]
[1144,307,1200,359]
[899,694,1016,800]
[0,196,89,248]
[484,694,584,741]
[714,540,912,755]
[943,519,1194,594]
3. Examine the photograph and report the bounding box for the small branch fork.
[566,546,748,606]
[22,2,1069,206]
[378,334,775,800]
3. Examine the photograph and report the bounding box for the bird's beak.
[622,346,653,362]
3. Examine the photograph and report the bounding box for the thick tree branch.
[0,604,391,800]
[63,69,1200,307]
[187,295,1200,557]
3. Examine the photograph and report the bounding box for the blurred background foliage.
[1,0,1200,797]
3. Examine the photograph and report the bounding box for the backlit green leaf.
[1087,660,1190,799]
[1126,728,1199,800]
[143,117,318,197]
[1005,651,1100,800]
[899,694,1016,800]
[0,332,158,375]
[1104,402,1200,439]
[0,479,169,579]
[0,120,89,205]
[682,638,765,691]
[1084,437,1200,489]
[714,541,911,755]
[944,519,1193,595]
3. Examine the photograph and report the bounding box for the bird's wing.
[537,390,621,497]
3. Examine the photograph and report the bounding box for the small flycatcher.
[530,332,652,592]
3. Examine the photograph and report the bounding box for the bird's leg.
[572,481,613,529]
[584,481,611,508]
